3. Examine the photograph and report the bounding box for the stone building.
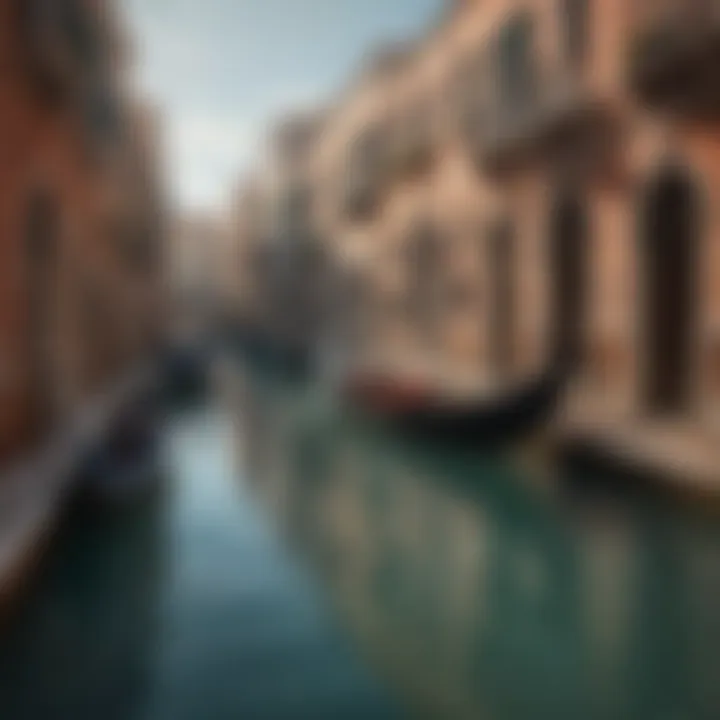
[298,0,720,486]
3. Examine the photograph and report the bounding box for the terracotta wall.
[0,0,165,466]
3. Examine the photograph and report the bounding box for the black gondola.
[345,366,564,446]
[392,368,564,445]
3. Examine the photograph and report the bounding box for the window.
[564,0,589,68]
[84,84,123,147]
[496,13,536,116]
[408,223,440,346]
[345,127,385,216]
[457,49,488,139]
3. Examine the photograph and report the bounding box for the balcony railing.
[477,75,611,175]
[629,0,720,113]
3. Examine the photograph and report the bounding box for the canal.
[1,362,719,720]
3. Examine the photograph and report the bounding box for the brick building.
[0,0,165,472]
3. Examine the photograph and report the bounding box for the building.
[286,0,720,491]
[0,0,166,609]
[232,177,272,333]
[231,111,328,365]
[266,111,328,361]
[169,211,231,329]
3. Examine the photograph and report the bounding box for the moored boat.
[75,388,163,510]
[342,363,564,445]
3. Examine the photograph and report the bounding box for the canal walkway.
[0,403,400,720]
[0,369,157,614]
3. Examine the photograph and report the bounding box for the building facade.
[297,0,720,476]
[227,0,720,487]
[0,0,165,467]
[232,112,328,363]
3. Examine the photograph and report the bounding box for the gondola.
[75,388,163,509]
[343,366,564,445]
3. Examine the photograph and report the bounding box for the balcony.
[629,0,720,114]
[477,76,613,176]
[24,0,104,96]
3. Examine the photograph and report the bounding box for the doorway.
[550,192,588,372]
[642,166,698,416]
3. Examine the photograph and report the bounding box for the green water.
[1,366,719,720]
[239,370,720,720]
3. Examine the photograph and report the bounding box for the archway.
[550,192,588,372]
[489,219,515,380]
[26,192,59,436]
[642,166,698,416]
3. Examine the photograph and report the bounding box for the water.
[1,365,720,720]
[0,404,400,720]
[236,369,720,720]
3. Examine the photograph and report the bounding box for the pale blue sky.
[124,0,443,210]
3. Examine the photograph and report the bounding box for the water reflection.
[237,372,720,720]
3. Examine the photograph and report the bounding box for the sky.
[124,0,444,212]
